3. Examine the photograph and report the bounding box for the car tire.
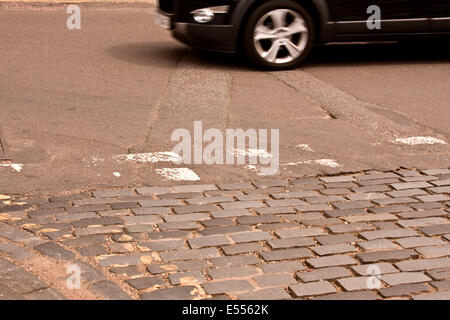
[243,0,315,70]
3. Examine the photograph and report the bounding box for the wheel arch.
[232,0,330,49]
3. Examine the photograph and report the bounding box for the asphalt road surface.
[1,3,449,195]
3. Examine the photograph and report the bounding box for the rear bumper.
[172,22,237,53]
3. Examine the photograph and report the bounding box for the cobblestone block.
[0,243,35,259]
[173,184,217,193]
[256,207,295,215]
[75,225,123,236]
[413,291,450,300]
[351,263,399,276]
[147,230,190,240]
[332,201,372,210]
[211,209,252,218]
[416,194,449,202]
[34,242,75,261]
[237,215,280,225]
[133,207,171,215]
[222,242,264,255]
[208,266,260,279]
[357,239,398,251]
[395,257,450,271]
[398,209,447,219]
[159,248,220,261]
[203,279,255,295]
[316,234,359,245]
[360,229,418,240]
[230,231,272,243]
[338,276,384,291]
[188,235,231,249]
[275,228,327,239]
[391,182,433,190]
[426,268,450,280]
[416,245,450,258]
[328,222,374,234]
[398,217,447,228]
[169,271,204,285]
[209,254,260,267]
[201,218,234,227]
[141,239,185,251]
[97,253,152,267]
[260,248,312,261]
[173,204,217,214]
[76,244,107,256]
[186,196,233,205]
[289,281,336,297]
[379,283,430,298]
[253,273,296,287]
[419,224,450,236]
[296,266,351,282]
[381,272,431,286]
[268,237,315,249]
[260,261,306,273]
[295,204,332,212]
[307,255,358,268]
[125,277,165,290]
[136,187,172,195]
[91,281,131,300]
[312,244,357,256]
[141,285,200,300]
[164,212,210,222]
[235,288,291,300]
[139,199,183,207]
[158,222,199,231]
[357,249,418,263]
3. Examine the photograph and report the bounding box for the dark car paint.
[158,0,450,52]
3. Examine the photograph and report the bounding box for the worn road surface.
[0,3,449,300]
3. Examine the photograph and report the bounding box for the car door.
[325,0,428,33]
[429,0,450,31]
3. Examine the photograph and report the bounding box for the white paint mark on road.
[296,144,315,152]
[0,163,23,172]
[231,148,273,159]
[113,152,183,164]
[283,159,341,168]
[155,168,200,181]
[245,164,279,176]
[112,172,121,177]
[393,136,447,145]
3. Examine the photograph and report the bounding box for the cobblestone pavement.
[1,168,450,300]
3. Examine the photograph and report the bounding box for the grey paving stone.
[221,201,265,210]
[412,291,450,300]
[395,257,450,271]
[237,215,280,225]
[141,239,186,251]
[201,218,234,227]
[0,229,44,245]
[97,253,152,267]
[357,239,398,251]
[302,218,342,226]
[218,182,254,190]
[328,222,374,234]
[230,231,272,243]
[66,204,109,214]
[419,224,450,236]
[209,254,260,267]
[290,281,336,297]
[76,244,107,257]
[296,266,351,282]
[426,268,450,280]
[122,215,161,225]
[316,234,359,245]
[56,212,97,222]
[343,213,398,223]
[381,272,431,286]
[136,187,172,195]
[147,230,190,240]
[159,248,221,261]
[260,261,306,274]
[360,229,418,240]
[110,266,142,277]
[352,185,391,193]
[295,204,332,212]
[391,182,433,190]
[132,207,171,215]
[272,190,319,199]
[312,244,358,256]
[158,221,199,231]
[236,194,270,201]
[267,199,307,207]
[138,199,184,208]
[332,201,372,210]
[222,242,264,255]
[257,222,300,231]
[398,209,448,219]
[169,271,205,285]
[208,265,260,279]
[416,245,450,258]
[357,249,418,263]
[275,228,327,239]
[253,180,288,188]
[187,196,234,205]
[338,276,385,291]
[210,209,252,218]
[75,225,123,236]
[256,206,296,215]
[373,222,401,230]
[321,176,355,183]
[268,237,315,249]
[63,234,107,247]
[416,194,449,202]
[188,235,232,249]
[202,280,255,294]
[431,280,450,291]
[141,285,200,300]
[235,288,291,300]
[260,248,313,261]
[91,281,131,300]
[0,243,35,259]
[125,277,165,290]
[34,242,75,261]
[351,263,399,276]
[111,233,140,243]
[164,212,210,222]
[307,255,358,268]
[253,273,297,287]
[173,204,218,214]
[379,283,430,298]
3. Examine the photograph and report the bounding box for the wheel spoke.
[285,18,307,36]
[254,25,277,41]
[269,9,287,28]
[284,40,301,57]
[264,41,281,62]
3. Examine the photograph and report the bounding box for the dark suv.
[155,0,450,69]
